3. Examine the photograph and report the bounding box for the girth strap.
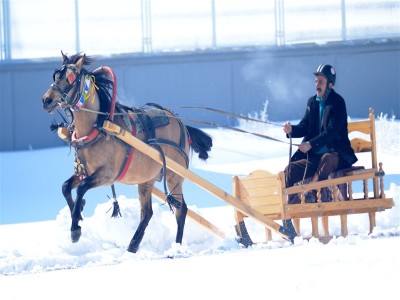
[115,114,136,182]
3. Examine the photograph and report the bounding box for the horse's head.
[42,51,89,113]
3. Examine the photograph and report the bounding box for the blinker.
[67,72,76,84]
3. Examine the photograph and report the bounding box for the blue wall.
[1,40,399,151]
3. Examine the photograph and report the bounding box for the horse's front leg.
[70,170,108,243]
[62,174,82,214]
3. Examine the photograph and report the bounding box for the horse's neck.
[73,94,100,137]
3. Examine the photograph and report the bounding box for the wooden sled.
[233,107,394,246]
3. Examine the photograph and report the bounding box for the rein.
[76,106,296,146]
[176,106,284,127]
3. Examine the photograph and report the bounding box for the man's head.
[314,64,336,99]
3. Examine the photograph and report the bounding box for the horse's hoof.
[71,227,82,243]
[127,244,138,253]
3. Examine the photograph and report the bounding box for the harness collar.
[70,128,101,149]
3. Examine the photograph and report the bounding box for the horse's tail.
[186,126,212,160]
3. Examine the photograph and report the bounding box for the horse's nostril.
[43,97,52,105]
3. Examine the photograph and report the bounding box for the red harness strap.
[115,115,136,182]
[70,128,101,148]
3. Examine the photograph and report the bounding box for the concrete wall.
[1,40,399,151]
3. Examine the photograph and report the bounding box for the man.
[283,64,358,203]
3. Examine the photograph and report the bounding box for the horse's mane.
[90,69,113,119]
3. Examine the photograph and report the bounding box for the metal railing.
[1,0,399,60]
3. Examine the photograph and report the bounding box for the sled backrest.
[233,170,285,219]
[348,107,377,170]
[347,107,379,197]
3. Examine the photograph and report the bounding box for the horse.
[41,52,212,253]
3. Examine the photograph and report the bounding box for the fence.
[1,0,399,60]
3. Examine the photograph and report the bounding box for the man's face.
[315,75,328,98]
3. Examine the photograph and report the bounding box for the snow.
[1,114,399,300]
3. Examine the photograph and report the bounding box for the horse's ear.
[61,51,68,64]
[75,54,86,72]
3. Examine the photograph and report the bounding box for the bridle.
[51,64,85,110]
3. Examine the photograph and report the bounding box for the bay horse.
[42,52,212,253]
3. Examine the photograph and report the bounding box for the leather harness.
[70,103,189,184]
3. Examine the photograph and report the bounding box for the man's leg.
[285,158,318,204]
[304,152,339,203]
[285,159,317,187]
[312,152,339,182]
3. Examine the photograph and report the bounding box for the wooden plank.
[348,120,371,134]
[285,170,378,195]
[283,198,394,218]
[345,168,376,176]
[240,195,282,207]
[238,178,279,188]
[103,120,293,240]
[238,170,279,188]
[151,187,225,240]
[251,204,283,216]
[57,127,70,141]
[350,138,372,153]
[239,186,280,198]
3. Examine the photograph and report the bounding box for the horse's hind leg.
[167,173,188,244]
[127,180,155,253]
[174,197,187,244]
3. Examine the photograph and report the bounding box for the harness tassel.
[106,184,122,218]
[166,194,182,211]
[110,200,122,218]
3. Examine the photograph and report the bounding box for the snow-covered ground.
[0,114,399,299]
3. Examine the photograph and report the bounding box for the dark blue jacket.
[289,89,358,168]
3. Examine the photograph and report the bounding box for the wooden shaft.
[103,120,290,240]
[151,186,225,240]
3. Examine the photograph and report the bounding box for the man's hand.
[299,142,312,153]
[283,122,292,134]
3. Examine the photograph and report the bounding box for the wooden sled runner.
[233,108,394,246]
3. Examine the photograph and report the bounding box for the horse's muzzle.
[42,97,58,113]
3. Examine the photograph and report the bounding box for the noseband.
[51,65,84,110]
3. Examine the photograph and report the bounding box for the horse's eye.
[53,71,61,81]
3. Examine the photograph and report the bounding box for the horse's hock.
[233,107,394,246]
